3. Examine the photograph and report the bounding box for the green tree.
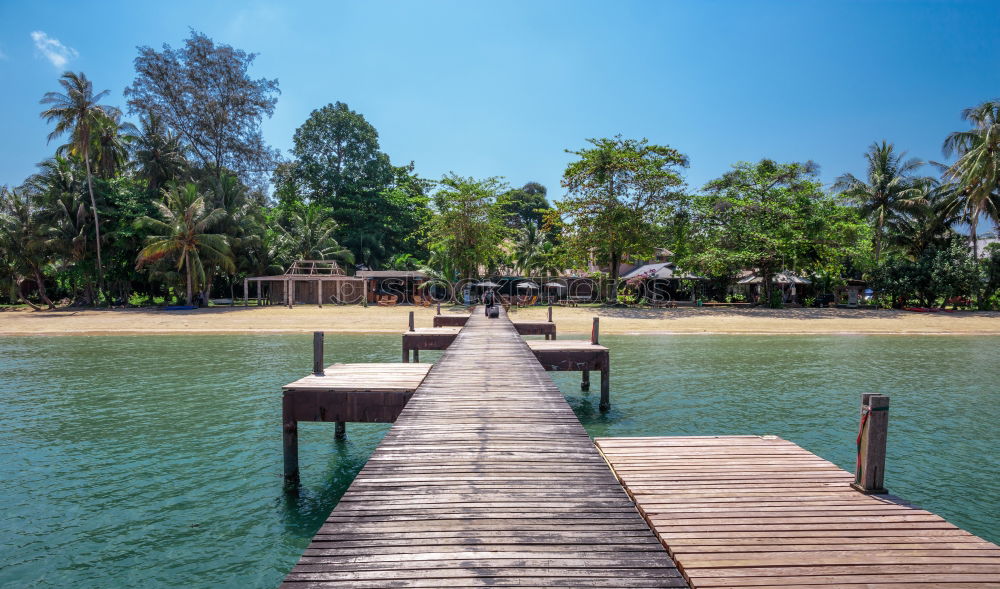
[135,183,234,305]
[277,203,354,265]
[686,159,867,307]
[0,187,55,309]
[125,31,280,185]
[833,141,924,263]
[502,182,550,229]
[426,174,510,279]
[40,71,120,301]
[942,100,1000,260]
[557,136,688,302]
[133,111,188,194]
[282,102,399,264]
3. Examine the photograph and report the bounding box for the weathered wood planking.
[595,435,1000,588]
[283,363,432,422]
[281,310,685,588]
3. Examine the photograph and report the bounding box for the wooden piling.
[335,421,346,440]
[243,278,248,306]
[852,393,889,494]
[436,303,441,315]
[408,310,415,332]
[313,332,325,376]
[547,305,553,322]
[581,370,590,391]
[591,317,600,345]
[600,367,610,411]
[282,391,299,487]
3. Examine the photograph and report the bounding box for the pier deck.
[282,311,684,587]
[596,435,1000,588]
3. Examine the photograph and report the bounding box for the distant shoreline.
[3,305,1000,337]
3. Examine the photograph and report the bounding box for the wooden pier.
[281,310,685,588]
[596,435,1000,588]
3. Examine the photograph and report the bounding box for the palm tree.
[0,187,56,309]
[885,178,961,260]
[134,111,188,194]
[135,183,234,305]
[834,141,924,263]
[512,222,547,274]
[277,203,354,265]
[40,72,120,301]
[943,100,1000,259]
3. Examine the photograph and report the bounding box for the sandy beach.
[2,304,1000,336]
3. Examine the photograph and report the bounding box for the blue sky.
[1,0,998,199]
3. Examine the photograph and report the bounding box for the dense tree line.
[2,31,999,309]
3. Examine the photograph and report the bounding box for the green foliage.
[426,174,510,279]
[684,159,868,307]
[502,182,551,229]
[556,135,688,301]
[125,31,280,185]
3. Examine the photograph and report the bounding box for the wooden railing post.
[437,302,441,315]
[409,311,415,332]
[547,305,553,322]
[852,393,889,494]
[313,332,325,376]
[591,317,600,345]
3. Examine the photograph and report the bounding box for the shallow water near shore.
[0,333,997,588]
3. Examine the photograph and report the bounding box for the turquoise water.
[0,334,997,588]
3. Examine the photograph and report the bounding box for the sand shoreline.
[3,305,1000,336]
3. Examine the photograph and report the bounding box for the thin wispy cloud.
[31,31,78,68]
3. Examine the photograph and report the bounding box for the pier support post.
[335,421,346,440]
[581,370,590,391]
[548,305,553,322]
[591,317,600,345]
[409,311,415,332]
[600,367,610,411]
[402,344,409,363]
[437,303,441,315]
[282,392,299,487]
[852,393,889,494]
[313,332,325,376]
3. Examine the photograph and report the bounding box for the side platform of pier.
[596,435,1000,588]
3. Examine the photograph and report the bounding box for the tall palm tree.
[885,178,961,260]
[135,183,234,305]
[943,100,1000,259]
[134,111,188,194]
[40,72,120,301]
[834,141,924,263]
[278,203,354,265]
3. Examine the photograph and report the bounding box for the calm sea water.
[0,333,997,588]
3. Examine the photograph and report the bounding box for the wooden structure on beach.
[244,260,364,307]
[280,310,685,587]
[596,435,1000,588]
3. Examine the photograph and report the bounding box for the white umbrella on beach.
[543,282,566,289]
[477,281,500,288]
[517,281,539,290]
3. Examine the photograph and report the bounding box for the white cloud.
[31,31,77,69]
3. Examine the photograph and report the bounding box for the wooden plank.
[282,310,682,587]
[596,435,1000,588]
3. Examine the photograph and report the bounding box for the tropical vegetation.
[2,31,999,310]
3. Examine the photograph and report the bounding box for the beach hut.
[736,270,811,304]
[356,270,428,305]
[244,260,365,307]
[620,262,706,303]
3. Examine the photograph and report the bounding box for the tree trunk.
[185,251,193,306]
[17,279,42,311]
[32,266,55,309]
[83,150,105,306]
[608,252,621,304]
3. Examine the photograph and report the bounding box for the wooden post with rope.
[852,393,889,494]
